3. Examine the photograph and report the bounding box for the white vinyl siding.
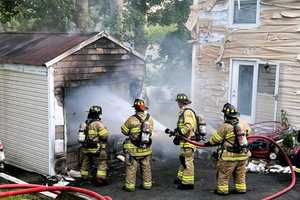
[0,69,49,174]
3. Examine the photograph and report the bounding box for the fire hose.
[182,135,296,200]
[0,183,112,200]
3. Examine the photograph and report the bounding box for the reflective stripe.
[82,148,99,154]
[88,130,98,136]
[130,127,141,133]
[143,181,152,188]
[178,124,188,135]
[121,125,129,134]
[82,144,100,153]
[221,156,248,161]
[125,182,135,190]
[123,142,152,156]
[177,171,183,178]
[295,167,300,173]
[97,170,107,177]
[209,132,223,145]
[80,170,88,176]
[218,185,229,193]
[180,141,195,148]
[182,176,194,182]
[235,183,246,190]
[221,150,249,161]
[99,129,108,137]
[225,132,235,140]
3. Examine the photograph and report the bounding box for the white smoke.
[64,84,178,158]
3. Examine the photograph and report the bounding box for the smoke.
[65,84,178,159]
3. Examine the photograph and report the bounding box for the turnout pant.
[80,149,107,179]
[124,154,152,191]
[177,148,194,185]
[216,159,247,194]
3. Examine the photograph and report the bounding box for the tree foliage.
[0,0,77,32]
[0,0,193,89]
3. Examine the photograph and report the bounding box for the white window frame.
[228,0,260,29]
[229,58,280,123]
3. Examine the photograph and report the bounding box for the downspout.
[48,66,55,175]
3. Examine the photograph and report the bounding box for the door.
[231,60,258,123]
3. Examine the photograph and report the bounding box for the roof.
[0,32,144,66]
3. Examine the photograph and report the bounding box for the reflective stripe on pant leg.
[80,154,90,177]
[124,154,137,191]
[235,183,246,191]
[177,162,184,180]
[234,160,247,192]
[97,149,107,179]
[140,155,152,189]
[216,160,236,194]
[181,148,194,185]
[218,185,229,193]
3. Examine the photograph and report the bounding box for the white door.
[231,60,258,123]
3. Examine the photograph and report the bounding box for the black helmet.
[133,99,148,111]
[87,105,102,120]
[222,103,239,118]
[176,93,192,104]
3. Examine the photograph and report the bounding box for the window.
[230,0,260,26]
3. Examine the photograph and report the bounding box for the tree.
[0,0,77,32]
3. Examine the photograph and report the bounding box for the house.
[186,0,300,129]
[0,32,145,175]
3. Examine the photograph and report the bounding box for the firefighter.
[78,105,109,186]
[121,99,154,192]
[168,93,197,190]
[205,103,251,195]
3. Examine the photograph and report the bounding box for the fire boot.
[214,189,229,196]
[177,183,194,190]
[122,186,135,192]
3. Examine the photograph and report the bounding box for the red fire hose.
[182,135,296,200]
[0,184,112,200]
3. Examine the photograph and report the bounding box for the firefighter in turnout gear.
[121,99,154,192]
[205,103,251,195]
[78,105,109,186]
[170,93,197,190]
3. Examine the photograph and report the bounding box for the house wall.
[0,65,50,174]
[189,0,300,128]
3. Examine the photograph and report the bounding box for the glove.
[174,128,179,133]
[165,128,171,134]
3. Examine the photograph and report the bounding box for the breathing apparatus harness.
[165,108,207,145]
[129,113,152,148]
[213,118,249,160]
[78,118,107,151]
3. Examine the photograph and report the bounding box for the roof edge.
[45,31,145,67]
[45,31,104,67]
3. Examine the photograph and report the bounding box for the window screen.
[233,0,258,24]
[257,64,276,95]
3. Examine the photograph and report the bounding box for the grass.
[0,190,50,200]
[1,194,42,200]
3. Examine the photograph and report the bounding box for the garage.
[0,32,145,175]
